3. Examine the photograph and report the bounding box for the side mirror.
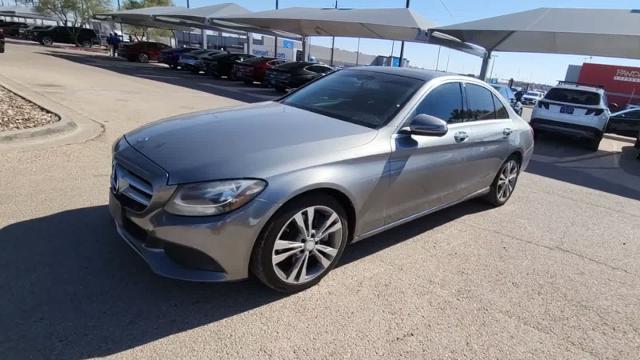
[400,114,448,137]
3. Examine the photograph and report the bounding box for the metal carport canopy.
[212,7,485,57]
[94,6,192,31]
[152,3,301,39]
[431,8,640,78]
[0,6,59,21]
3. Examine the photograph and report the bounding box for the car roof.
[348,66,457,82]
[553,83,604,93]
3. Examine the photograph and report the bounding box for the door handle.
[454,131,469,143]
[503,128,513,136]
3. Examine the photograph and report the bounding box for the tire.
[190,68,200,74]
[41,36,53,46]
[169,64,178,70]
[137,53,149,63]
[243,79,253,85]
[81,40,91,48]
[250,194,349,293]
[484,156,521,206]
[586,136,602,152]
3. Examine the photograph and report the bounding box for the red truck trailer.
[578,63,640,109]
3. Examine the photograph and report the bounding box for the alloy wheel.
[497,160,519,202]
[272,206,343,284]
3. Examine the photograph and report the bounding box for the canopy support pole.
[201,28,207,49]
[479,31,513,80]
[301,36,307,61]
[479,50,492,80]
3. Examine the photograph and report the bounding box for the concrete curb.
[0,74,104,151]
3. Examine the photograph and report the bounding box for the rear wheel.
[485,157,521,206]
[251,194,349,293]
[80,40,92,48]
[586,136,602,152]
[137,53,149,63]
[41,36,53,46]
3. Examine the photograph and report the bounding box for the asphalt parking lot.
[1,43,639,359]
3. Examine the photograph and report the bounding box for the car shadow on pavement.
[37,50,282,104]
[527,133,640,201]
[0,200,490,359]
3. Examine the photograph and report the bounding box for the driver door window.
[414,82,465,124]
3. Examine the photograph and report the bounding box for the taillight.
[585,109,604,116]
[537,101,549,109]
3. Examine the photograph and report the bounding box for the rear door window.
[465,84,497,121]
[545,88,601,106]
[415,82,465,124]
[492,94,510,119]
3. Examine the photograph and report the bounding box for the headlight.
[165,179,266,216]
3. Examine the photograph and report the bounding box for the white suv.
[521,90,544,105]
[531,82,610,151]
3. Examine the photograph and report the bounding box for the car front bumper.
[110,190,276,282]
[110,141,278,282]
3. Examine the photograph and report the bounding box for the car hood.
[125,102,377,184]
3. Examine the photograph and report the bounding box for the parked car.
[118,41,170,63]
[188,50,229,74]
[177,49,221,72]
[531,82,610,151]
[19,25,54,40]
[0,21,28,37]
[265,61,334,92]
[32,26,100,47]
[159,47,199,69]
[520,90,545,105]
[491,84,523,116]
[607,108,640,139]
[205,53,255,78]
[0,29,4,54]
[109,67,534,292]
[234,57,288,85]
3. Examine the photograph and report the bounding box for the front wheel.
[485,157,520,206]
[251,194,349,293]
[137,53,149,63]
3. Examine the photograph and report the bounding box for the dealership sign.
[613,69,640,83]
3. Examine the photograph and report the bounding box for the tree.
[35,0,111,46]
[121,0,174,41]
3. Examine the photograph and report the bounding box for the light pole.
[273,0,279,58]
[397,0,410,67]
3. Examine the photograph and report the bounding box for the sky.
[111,0,640,84]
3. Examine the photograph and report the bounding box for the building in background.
[565,63,640,108]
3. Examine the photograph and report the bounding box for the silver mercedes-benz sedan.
[110,67,534,292]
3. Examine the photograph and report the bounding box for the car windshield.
[281,70,424,129]
[545,88,600,106]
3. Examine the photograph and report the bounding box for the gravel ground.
[0,86,59,132]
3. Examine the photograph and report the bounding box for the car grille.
[111,162,153,211]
